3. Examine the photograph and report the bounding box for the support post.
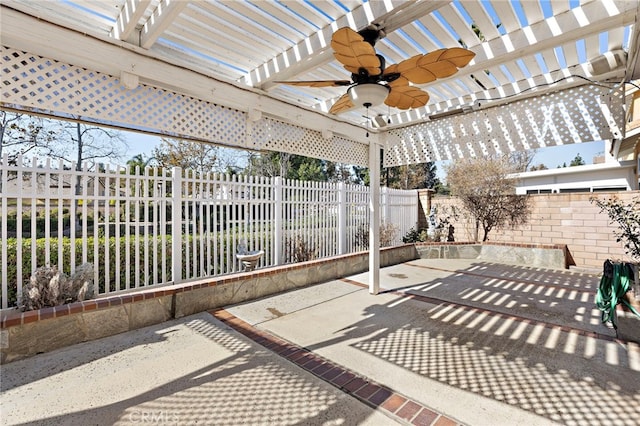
[369,139,381,295]
[274,176,283,265]
[171,167,182,284]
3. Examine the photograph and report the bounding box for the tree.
[49,122,128,200]
[152,138,220,174]
[1,112,53,192]
[570,153,585,167]
[1,113,128,170]
[352,165,369,185]
[445,157,531,242]
[246,152,333,182]
[434,180,450,195]
[126,154,157,174]
[529,163,549,171]
[509,150,537,172]
[246,151,292,178]
[2,114,128,201]
[59,122,126,167]
[288,155,326,181]
[383,162,441,190]
[0,112,57,163]
[326,161,354,183]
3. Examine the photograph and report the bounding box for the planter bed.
[0,244,416,363]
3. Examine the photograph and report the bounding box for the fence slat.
[1,154,8,309]
[1,156,417,309]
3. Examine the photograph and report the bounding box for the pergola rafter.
[112,0,152,43]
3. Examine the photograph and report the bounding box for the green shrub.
[403,227,425,243]
[590,195,640,261]
[1,230,273,308]
[4,209,74,236]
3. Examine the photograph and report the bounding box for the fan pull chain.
[365,103,371,137]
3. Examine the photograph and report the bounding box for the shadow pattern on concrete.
[335,261,640,425]
[1,313,391,425]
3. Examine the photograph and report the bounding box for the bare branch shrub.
[590,195,640,261]
[354,222,398,248]
[286,235,318,263]
[20,263,95,311]
[445,157,531,241]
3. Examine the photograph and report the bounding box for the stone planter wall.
[0,244,417,363]
[415,241,568,269]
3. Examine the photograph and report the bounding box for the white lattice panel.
[1,47,367,165]
[251,117,368,166]
[1,47,249,145]
[384,84,626,167]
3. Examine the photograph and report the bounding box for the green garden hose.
[596,261,640,330]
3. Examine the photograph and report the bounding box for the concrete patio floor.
[2,259,639,425]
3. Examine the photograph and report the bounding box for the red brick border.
[1,247,403,330]
[210,308,461,426]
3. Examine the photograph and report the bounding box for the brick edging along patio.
[210,308,460,426]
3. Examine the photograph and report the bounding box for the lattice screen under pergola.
[384,83,626,167]
[1,47,369,167]
[1,46,627,168]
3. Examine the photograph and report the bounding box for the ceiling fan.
[275,26,476,115]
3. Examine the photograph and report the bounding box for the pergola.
[1,0,639,294]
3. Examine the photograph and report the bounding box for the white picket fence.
[0,154,418,309]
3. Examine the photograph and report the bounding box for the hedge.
[1,233,270,308]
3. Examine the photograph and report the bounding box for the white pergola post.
[274,176,283,265]
[368,137,381,295]
[171,167,183,285]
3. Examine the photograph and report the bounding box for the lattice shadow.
[2,314,374,425]
[345,299,640,425]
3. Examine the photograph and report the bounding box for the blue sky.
[531,140,604,168]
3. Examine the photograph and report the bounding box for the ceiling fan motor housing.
[358,28,383,46]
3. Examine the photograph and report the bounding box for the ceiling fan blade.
[382,63,399,75]
[380,70,409,87]
[388,76,409,87]
[385,85,429,110]
[274,80,351,88]
[439,47,476,68]
[381,64,407,87]
[394,47,476,84]
[329,93,356,114]
[331,27,381,76]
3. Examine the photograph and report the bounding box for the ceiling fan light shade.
[348,84,390,108]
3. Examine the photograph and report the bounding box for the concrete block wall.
[428,191,639,270]
[417,189,434,230]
